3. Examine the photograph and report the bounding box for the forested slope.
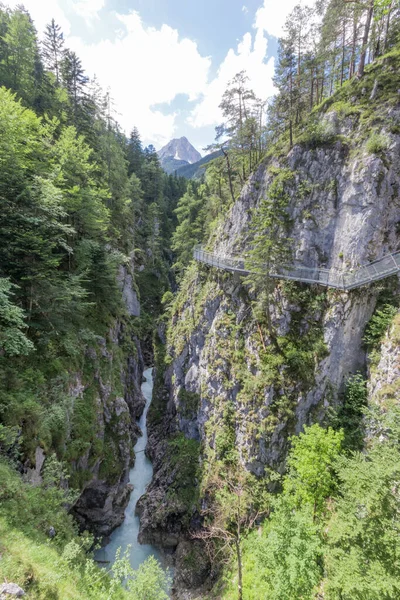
[0,4,183,598]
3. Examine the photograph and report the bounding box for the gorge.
[95,368,162,571]
[0,1,400,600]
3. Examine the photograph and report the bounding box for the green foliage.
[0,460,170,599]
[126,554,171,600]
[328,101,361,117]
[167,433,200,513]
[296,120,337,148]
[334,374,368,450]
[284,424,343,516]
[214,401,237,464]
[0,3,188,503]
[219,425,337,599]
[325,441,400,599]
[207,71,268,201]
[0,278,34,356]
[171,183,206,274]
[245,168,294,281]
[253,504,322,600]
[365,131,390,154]
[219,392,400,600]
[363,303,397,349]
[178,387,200,418]
[0,458,78,544]
[269,0,400,150]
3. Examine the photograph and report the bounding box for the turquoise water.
[96,367,161,569]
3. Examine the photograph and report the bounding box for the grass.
[365,131,390,154]
[0,460,128,599]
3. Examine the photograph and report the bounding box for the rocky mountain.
[175,149,222,180]
[158,136,202,174]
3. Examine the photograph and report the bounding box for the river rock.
[73,481,133,537]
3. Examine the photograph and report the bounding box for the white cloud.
[242,5,249,13]
[189,0,322,131]
[6,1,211,146]
[255,0,316,39]
[7,0,71,35]
[69,12,211,145]
[5,0,316,146]
[189,18,276,129]
[72,0,105,24]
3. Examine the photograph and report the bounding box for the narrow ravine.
[96,367,161,569]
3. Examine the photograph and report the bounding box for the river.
[95,367,161,570]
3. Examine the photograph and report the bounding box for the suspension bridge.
[193,246,400,291]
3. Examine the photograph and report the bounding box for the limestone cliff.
[138,66,400,594]
[71,260,145,537]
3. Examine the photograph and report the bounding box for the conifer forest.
[0,0,400,598]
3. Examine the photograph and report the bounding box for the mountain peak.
[158,137,202,174]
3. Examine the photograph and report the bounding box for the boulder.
[0,583,25,597]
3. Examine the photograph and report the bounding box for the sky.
[7,0,312,153]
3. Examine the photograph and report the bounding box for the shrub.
[365,132,390,154]
[334,374,368,450]
[297,120,337,148]
[363,304,397,350]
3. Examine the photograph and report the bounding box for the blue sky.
[9,0,309,152]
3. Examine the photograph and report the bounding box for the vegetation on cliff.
[151,1,400,598]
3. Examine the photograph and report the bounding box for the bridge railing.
[193,246,400,291]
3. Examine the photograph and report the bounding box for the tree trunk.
[341,21,346,86]
[329,40,337,96]
[310,67,314,109]
[222,148,235,204]
[349,11,358,79]
[383,1,393,52]
[289,71,294,148]
[357,0,374,78]
[235,538,243,600]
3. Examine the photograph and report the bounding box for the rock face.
[67,251,146,538]
[23,446,45,485]
[158,137,202,174]
[140,105,400,591]
[118,261,140,317]
[71,326,145,538]
[368,313,400,410]
[0,583,25,598]
[73,479,133,538]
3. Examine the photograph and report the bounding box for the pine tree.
[273,36,298,147]
[42,19,64,83]
[171,183,205,273]
[245,168,294,345]
[127,127,144,177]
[61,49,89,126]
